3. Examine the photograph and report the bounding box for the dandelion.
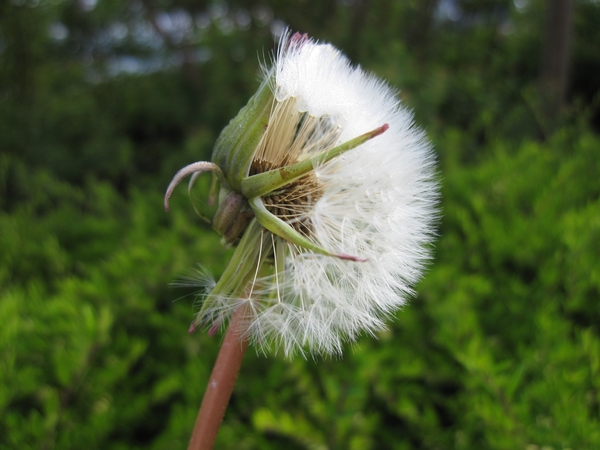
[166,31,438,358]
[166,30,438,448]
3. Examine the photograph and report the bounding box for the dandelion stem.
[187,304,249,450]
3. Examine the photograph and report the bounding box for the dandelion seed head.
[175,30,439,357]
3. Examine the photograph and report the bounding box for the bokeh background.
[1,0,599,448]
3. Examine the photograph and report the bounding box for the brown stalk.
[187,305,249,450]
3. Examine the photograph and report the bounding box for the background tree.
[540,0,574,125]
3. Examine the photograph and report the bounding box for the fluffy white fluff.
[201,33,438,357]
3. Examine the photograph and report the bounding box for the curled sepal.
[164,161,224,212]
[241,124,389,200]
[249,197,367,262]
[185,171,222,225]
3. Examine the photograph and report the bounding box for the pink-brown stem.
[187,306,249,450]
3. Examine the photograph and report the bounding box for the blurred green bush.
[1,1,599,449]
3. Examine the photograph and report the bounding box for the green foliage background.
[1,0,599,449]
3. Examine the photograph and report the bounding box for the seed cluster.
[250,158,322,237]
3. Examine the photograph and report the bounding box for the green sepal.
[241,124,390,199]
[191,219,272,329]
[211,72,275,191]
[249,197,366,262]
[164,161,224,212]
